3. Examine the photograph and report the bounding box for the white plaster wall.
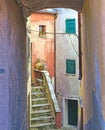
[56,8,80,126]
[56,8,80,99]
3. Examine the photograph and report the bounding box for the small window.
[66,59,76,74]
[39,25,46,37]
[66,19,76,34]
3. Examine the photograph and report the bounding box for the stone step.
[32,97,48,104]
[32,98,48,101]
[36,78,43,83]
[31,92,47,99]
[30,122,55,128]
[32,103,50,108]
[31,86,44,90]
[31,92,46,95]
[31,116,53,121]
[30,78,56,130]
[31,109,51,114]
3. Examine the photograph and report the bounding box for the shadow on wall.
[84,58,105,130]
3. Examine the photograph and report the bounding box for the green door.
[68,100,78,126]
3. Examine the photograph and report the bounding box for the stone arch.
[16,0,84,18]
[0,0,84,130]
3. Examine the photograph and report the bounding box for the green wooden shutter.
[66,19,76,34]
[66,59,76,74]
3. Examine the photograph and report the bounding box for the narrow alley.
[0,0,105,130]
[27,8,80,130]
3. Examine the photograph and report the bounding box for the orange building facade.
[28,12,56,82]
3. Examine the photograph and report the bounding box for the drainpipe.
[78,13,82,80]
[54,14,62,128]
[54,13,58,94]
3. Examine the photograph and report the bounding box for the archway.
[27,7,81,130]
[0,0,84,130]
[1,0,105,130]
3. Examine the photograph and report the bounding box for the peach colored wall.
[30,13,55,81]
[81,0,105,129]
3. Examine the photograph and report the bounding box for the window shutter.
[66,19,76,34]
[66,59,76,74]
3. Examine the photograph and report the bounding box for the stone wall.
[0,0,27,130]
[17,0,83,18]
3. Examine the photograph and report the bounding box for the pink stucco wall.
[81,0,105,129]
[30,13,55,81]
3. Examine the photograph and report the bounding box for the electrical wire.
[29,31,66,39]
[27,29,79,37]
[29,31,54,39]
[27,29,79,56]
[56,34,65,39]
[68,34,79,56]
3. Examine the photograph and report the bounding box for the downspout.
[54,13,58,94]
[78,13,82,80]
[53,14,62,128]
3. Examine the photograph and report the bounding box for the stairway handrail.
[34,69,61,113]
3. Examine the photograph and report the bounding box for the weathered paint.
[16,0,83,17]
[1,0,105,129]
[55,8,80,128]
[56,8,79,98]
[28,13,55,81]
[56,112,62,128]
[81,0,105,129]
[84,58,105,129]
[0,0,27,130]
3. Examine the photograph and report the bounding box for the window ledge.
[65,73,76,76]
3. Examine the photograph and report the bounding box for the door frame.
[62,97,79,128]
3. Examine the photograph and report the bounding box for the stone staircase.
[30,84,56,130]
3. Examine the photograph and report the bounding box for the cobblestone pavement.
[30,126,77,130]
[50,126,77,130]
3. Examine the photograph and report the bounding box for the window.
[66,19,76,34]
[66,59,76,74]
[39,25,46,37]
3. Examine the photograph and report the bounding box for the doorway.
[68,99,78,126]
[63,98,78,127]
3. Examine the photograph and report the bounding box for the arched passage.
[0,1,83,129]
[15,0,84,18]
[1,0,105,130]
